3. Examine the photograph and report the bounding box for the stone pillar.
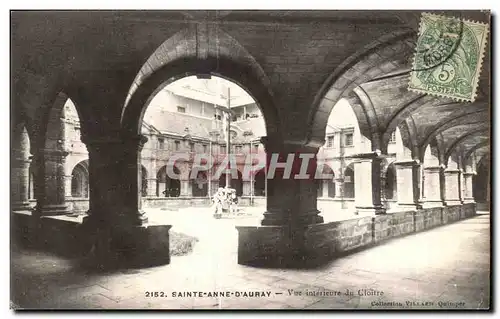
[462,171,476,203]
[242,180,252,196]
[352,152,385,215]
[210,180,219,197]
[334,178,344,199]
[394,160,422,210]
[180,180,191,197]
[321,180,329,198]
[422,166,444,208]
[146,178,157,197]
[443,168,462,206]
[11,154,32,212]
[64,175,73,197]
[236,136,326,267]
[82,134,148,229]
[40,149,70,215]
[261,138,323,226]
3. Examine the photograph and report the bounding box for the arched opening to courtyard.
[156,165,181,198]
[71,160,89,198]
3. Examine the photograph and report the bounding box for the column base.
[462,198,476,204]
[236,224,328,268]
[81,223,172,269]
[396,203,422,211]
[12,201,32,213]
[39,203,71,216]
[261,209,324,226]
[421,200,444,208]
[356,206,386,216]
[444,200,462,206]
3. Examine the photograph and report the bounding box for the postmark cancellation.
[408,12,489,102]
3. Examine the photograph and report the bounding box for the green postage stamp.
[408,13,489,102]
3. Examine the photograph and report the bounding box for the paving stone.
[11,212,491,310]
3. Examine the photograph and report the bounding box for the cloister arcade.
[11,11,490,268]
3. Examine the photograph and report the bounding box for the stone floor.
[11,210,491,310]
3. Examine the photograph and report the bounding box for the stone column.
[82,134,148,229]
[210,180,219,197]
[11,154,32,212]
[352,152,385,215]
[261,138,323,226]
[334,178,344,199]
[64,175,73,197]
[443,168,462,206]
[394,160,422,210]
[40,149,70,215]
[179,180,191,197]
[242,180,252,196]
[236,136,327,267]
[422,166,444,208]
[321,180,329,198]
[462,171,476,203]
[146,178,157,197]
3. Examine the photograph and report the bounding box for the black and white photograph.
[9,8,492,310]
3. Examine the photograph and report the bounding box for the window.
[158,138,165,150]
[221,145,227,153]
[254,144,259,153]
[177,106,186,113]
[345,133,354,146]
[236,145,243,153]
[203,145,208,153]
[189,142,195,152]
[389,131,397,144]
[326,135,334,148]
[175,141,180,151]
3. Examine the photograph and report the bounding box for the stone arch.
[465,142,490,170]
[140,165,148,197]
[219,169,243,197]
[383,95,440,148]
[396,119,419,161]
[384,162,397,201]
[422,139,442,168]
[444,128,489,165]
[157,165,181,197]
[12,123,33,209]
[121,25,280,140]
[71,160,89,198]
[317,164,336,199]
[191,170,209,197]
[307,30,416,147]
[254,168,266,197]
[29,91,86,215]
[343,163,355,199]
[473,157,490,203]
[420,108,489,151]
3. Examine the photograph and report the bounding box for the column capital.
[393,159,421,167]
[82,133,148,153]
[349,151,383,161]
[423,165,445,172]
[444,168,462,174]
[463,171,477,176]
[42,149,69,161]
[260,135,319,154]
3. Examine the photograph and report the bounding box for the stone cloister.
[11,11,490,268]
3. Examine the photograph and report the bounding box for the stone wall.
[236,204,478,267]
[414,207,443,232]
[444,205,461,223]
[373,211,414,241]
[67,198,90,213]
